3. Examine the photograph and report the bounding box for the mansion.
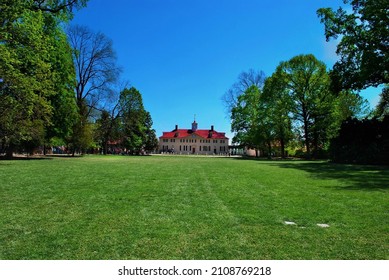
[159,121,229,155]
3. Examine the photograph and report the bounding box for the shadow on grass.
[232,156,389,191]
[0,155,54,161]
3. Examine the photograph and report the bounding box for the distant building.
[159,120,229,155]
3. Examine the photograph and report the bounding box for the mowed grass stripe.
[0,156,388,259]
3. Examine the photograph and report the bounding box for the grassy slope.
[0,155,388,259]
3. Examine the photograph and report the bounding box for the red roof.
[160,129,228,139]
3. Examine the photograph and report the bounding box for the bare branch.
[67,24,121,119]
[222,69,266,119]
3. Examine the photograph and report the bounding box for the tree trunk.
[302,110,311,159]
[267,141,272,159]
[5,145,14,159]
[280,137,285,159]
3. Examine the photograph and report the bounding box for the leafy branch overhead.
[317,0,389,90]
[30,0,87,18]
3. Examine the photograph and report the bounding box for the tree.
[0,8,57,156]
[327,90,371,142]
[272,54,333,157]
[143,111,159,153]
[222,69,266,118]
[95,105,121,155]
[30,0,88,16]
[375,86,389,119]
[67,24,121,119]
[42,14,79,154]
[262,76,293,158]
[0,0,85,157]
[317,0,389,90]
[117,87,156,154]
[231,85,272,157]
[67,24,121,153]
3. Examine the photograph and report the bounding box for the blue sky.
[72,0,381,141]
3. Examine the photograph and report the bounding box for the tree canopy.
[222,69,266,118]
[271,54,333,157]
[0,1,79,156]
[118,87,157,154]
[317,0,389,90]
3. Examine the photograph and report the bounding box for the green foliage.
[231,85,269,156]
[143,111,159,152]
[329,90,371,140]
[263,74,294,158]
[317,0,389,90]
[0,9,54,154]
[271,54,334,157]
[117,87,157,154]
[222,69,266,118]
[30,0,88,20]
[0,0,82,156]
[229,54,374,160]
[95,110,118,154]
[66,100,95,154]
[374,86,389,119]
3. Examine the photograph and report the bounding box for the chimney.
[175,124,178,131]
[211,125,214,131]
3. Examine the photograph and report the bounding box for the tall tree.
[231,85,272,157]
[0,0,85,157]
[42,14,79,154]
[67,24,121,118]
[317,0,389,90]
[0,6,63,156]
[117,87,155,154]
[67,25,121,153]
[222,69,266,118]
[262,76,293,158]
[375,86,389,119]
[272,54,333,157]
[143,111,158,153]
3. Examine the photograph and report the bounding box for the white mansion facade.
[159,121,229,155]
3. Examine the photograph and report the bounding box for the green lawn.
[0,155,388,259]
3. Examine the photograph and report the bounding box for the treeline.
[0,0,158,157]
[224,0,388,164]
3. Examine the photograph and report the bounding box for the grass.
[0,155,388,260]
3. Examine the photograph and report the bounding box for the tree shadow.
[231,157,389,191]
[0,155,53,161]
